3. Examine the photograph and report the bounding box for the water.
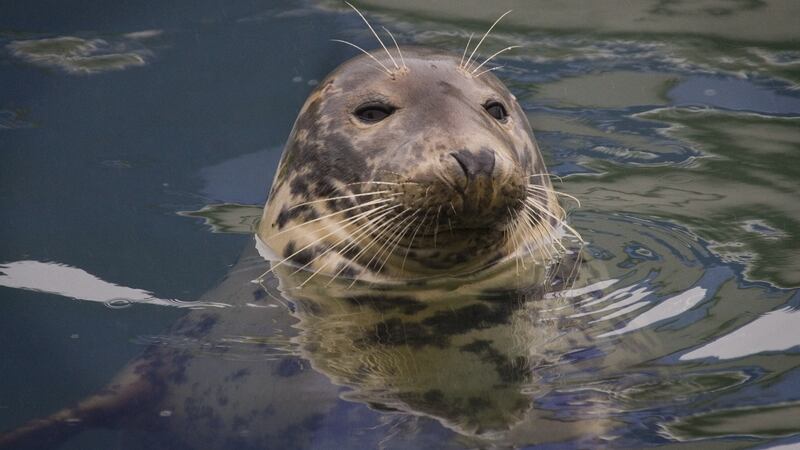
[1,0,799,448]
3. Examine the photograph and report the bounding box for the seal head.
[259,47,563,281]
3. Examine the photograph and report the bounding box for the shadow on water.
[1,0,799,448]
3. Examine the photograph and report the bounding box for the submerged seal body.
[259,46,565,282]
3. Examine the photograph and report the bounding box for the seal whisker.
[401,211,428,270]
[343,208,410,269]
[347,209,414,287]
[459,32,474,69]
[471,46,520,74]
[474,65,503,78]
[517,197,559,254]
[505,206,523,273]
[517,213,545,266]
[432,205,442,248]
[364,208,417,273]
[290,203,397,276]
[324,206,412,285]
[526,185,581,207]
[296,205,400,286]
[381,26,406,70]
[344,1,400,70]
[345,180,419,187]
[517,207,554,263]
[268,204,396,274]
[533,211,566,255]
[464,10,512,72]
[324,212,400,285]
[330,39,393,76]
[375,212,420,275]
[288,191,397,210]
[270,197,394,238]
[523,197,582,244]
[528,173,564,183]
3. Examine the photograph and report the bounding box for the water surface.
[1,0,799,448]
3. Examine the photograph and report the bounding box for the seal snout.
[450,148,496,185]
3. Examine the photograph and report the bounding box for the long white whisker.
[526,185,581,207]
[297,206,401,286]
[270,197,393,238]
[345,181,410,187]
[345,1,399,70]
[471,45,519,74]
[330,39,393,75]
[268,204,396,274]
[381,26,406,70]
[506,206,523,273]
[325,211,401,285]
[376,212,419,275]
[433,205,442,248]
[464,10,512,72]
[528,173,564,183]
[289,191,395,210]
[362,209,416,276]
[518,207,553,263]
[531,210,564,255]
[474,65,503,78]
[459,32,474,68]
[346,209,413,287]
[292,204,394,276]
[524,198,583,243]
[402,211,428,270]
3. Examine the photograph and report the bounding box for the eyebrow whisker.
[330,39,393,76]
[345,1,400,70]
[464,10,512,72]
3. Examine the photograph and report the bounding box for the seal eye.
[354,102,395,123]
[484,101,509,122]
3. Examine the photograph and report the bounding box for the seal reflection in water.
[0,8,591,450]
[271,259,596,443]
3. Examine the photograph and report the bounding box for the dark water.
[1,1,799,448]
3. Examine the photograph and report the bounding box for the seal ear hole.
[354,102,396,123]
[484,101,509,122]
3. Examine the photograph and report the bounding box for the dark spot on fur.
[340,243,363,259]
[283,241,321,267]
[313,178,338,198]
[284,241,296,258]
[335,263,358,279]
[290,176,310,196]
[276,204,317,230]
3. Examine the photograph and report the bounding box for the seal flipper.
[0,355,164,449]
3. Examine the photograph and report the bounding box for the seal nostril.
[450,149,496,179]
[450,152,470,179]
